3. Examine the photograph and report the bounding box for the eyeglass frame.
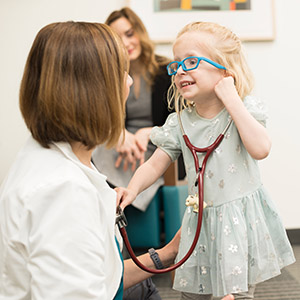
[166,56,226,76]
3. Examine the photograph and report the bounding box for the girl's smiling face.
[173,31,225,105]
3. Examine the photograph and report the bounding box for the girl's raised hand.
[214,76,240,106]
[115,186,137,210]
[215,75,271,160]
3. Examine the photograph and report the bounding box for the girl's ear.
[224,69,233,78]
[224,69,236,85]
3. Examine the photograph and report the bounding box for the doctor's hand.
[115,186,137,210]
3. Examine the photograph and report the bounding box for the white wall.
[1,0,299,229]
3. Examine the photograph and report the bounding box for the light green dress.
[150,96,295,297]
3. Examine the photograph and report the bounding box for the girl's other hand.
[115,187,137,210]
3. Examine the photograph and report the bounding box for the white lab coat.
[0,137,122,299]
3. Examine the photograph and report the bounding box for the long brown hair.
[20,21,128,149]
[105,7,169,86]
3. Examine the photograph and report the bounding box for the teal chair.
[162,185,188,243]
[124,184,188,248]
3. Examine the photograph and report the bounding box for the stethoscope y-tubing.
[117,113,232,274]
[118,166,204,274]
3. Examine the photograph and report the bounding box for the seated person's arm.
[115,129,147,171]
[123,228,181,289]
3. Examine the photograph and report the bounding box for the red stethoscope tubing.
[118,115,232,274]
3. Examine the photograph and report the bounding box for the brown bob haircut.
[20,21,128,149]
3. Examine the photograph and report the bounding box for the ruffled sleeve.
[243,95,268,126]
[150,112,182,161]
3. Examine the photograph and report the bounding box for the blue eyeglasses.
[166,56,226,76]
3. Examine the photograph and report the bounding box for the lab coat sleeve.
[25,179,111,299]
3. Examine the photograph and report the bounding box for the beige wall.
[1,0,299,228]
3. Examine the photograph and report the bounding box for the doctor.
[0,21,181,299]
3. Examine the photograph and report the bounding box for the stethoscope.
[116,108,232,274]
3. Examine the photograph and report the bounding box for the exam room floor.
[151,244,300,300]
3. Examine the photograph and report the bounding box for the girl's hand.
[214,76,240,106]
[115,130,145,171]
[215,76,271,160]
[115,187,137,210]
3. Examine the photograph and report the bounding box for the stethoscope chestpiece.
[115,205,128,228]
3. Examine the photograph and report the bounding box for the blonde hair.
[20,21,128,149]
[105,7,170,86]
[168,21,254,112]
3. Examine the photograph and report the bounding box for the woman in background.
[92,7,174,212]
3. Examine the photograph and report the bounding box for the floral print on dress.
[224,225,231,236]
[229,244,238,253]
[200,266,207,275]
[215,147,222,154]
[180,278,188,287]
[228,164,237,173]
[233,286,242,293]
[232,266,242,275]
[199,284,205,293]
[218,212,223,222]
[233,217,239,225]
[219,180,225,189]
[199,245,207,253]
[205,170,214,179]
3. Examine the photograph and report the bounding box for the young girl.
[116,21,295,299]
